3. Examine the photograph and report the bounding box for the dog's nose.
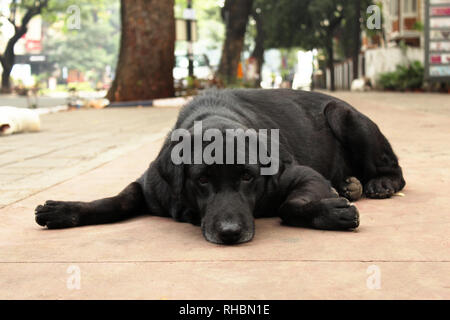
[217,222,242,244]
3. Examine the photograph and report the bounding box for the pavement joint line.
[0,133,167,209]
[1,260,449,264]
[0,162,109,210]
[0,137,100,168]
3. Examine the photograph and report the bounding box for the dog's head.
[156,118,280,245]
[185,162,264,244]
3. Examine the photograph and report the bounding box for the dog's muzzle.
[202,219,254,245]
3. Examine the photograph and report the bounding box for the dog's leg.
[324,101,405,199]
[35,182,147,229]
[277,165,359,230]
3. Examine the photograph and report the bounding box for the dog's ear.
[152,139,188,220]
[155,140,185,197]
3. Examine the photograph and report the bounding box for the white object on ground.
[351,77,373,92]
[351,78,367,92]
[153,97,193,108]
[34,105,68,115]
[0,106,41,136]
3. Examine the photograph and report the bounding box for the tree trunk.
[352,0,361,79]
[217,0,253,84]
[251,9,264,87]
[1,34,23,93]
[1,55,14,93]
[327,40,335,92]
[107,0,175,102]
[1,65,12,93]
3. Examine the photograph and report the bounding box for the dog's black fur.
[35,89,405,244]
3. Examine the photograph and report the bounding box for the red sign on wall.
[25,39,42,53]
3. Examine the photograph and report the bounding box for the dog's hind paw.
[339,177,363,201]
[364,177,398,199]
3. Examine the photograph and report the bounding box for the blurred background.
[0,0,448,109]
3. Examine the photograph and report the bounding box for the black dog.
[35,89,405,244]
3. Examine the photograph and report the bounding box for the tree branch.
[16,0,48,28]
[0,14,18,31]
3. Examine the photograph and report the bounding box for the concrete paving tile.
[0,167,43,176]
[0,261,448,299]
[4,157,81,169]
[0,174,26,185]
[0,189,41,207]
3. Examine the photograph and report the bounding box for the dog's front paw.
[312,198,359,230]
[35,200,82,229]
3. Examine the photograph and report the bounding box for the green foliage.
[257,0,311,49]
[378,71,398,90]
[413,21,424,32]
[378,61,424,91]
[258,1,374,62]
[42,0,113,25]
[175,0,224,51]
[43,0,120,81]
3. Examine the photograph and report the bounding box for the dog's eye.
[198,176,209,185]
[241,172,253,182]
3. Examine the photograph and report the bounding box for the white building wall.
[365,47,424,85]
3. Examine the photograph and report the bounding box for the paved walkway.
[0,107,178,207]
[0,91,449,299]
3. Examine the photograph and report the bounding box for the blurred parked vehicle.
[173,54,214,83]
